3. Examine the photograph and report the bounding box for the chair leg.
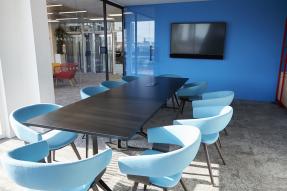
[91,184,99,191]
[224,129,228,136]
[47,151,52,163]
[171,96,176,111]
[163,188,168,191]
[132,182,139,191]
[181,99,186,114]
[215,141,226,165]
[218,136,222,148]
[143,184,147,191]
[71,142,81,160]
[69,79,74,87]
[52,151,56,161]
[86,134,89,158]
[203,143,214,186]
[180,179,188,191]
[174,94,180,107]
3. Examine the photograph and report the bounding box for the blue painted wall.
[126,0,287,101]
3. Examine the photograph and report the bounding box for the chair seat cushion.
[201,133,219,145]
[142,150,182,188]
[42,130,78,150]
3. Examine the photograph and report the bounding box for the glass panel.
[106,4,123,80]
[124,10,155,76]
[46,0,107,105]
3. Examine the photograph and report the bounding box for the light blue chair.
[122,76,138,82]
[118,125,201,191]
[100,80,126,89]
[158,74,183,78]
[9,103,81,162]
[192,90,234,137]
[1,141,112,191]
[192,91,234,107]
[80,86,109,100]
[176,81,208,113]
[174,106,233,186]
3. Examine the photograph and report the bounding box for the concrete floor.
[1,73,287,191]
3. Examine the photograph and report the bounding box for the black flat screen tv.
[170,22,227,59]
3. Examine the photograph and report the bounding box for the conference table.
[25,76,188,190]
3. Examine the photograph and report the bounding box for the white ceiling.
[111,0,208,6]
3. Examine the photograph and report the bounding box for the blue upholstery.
[192,91,234,107]
[122,76,138,82]
[118,125,201,188]
[1,141,112,191]
[80,86,109,99]
[9,103,78,150]
[158,74,183,78]
[174,106,233,145]
[177,81,208,98]
[100,80,126,89]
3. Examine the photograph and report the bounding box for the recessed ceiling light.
[56,18,79,21]
[47,4,63,8]
[89,18,114,21]
[59,11,87,14]
[48,19,59,23]
[108,14,122,17]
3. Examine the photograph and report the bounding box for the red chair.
[53,63,78,86]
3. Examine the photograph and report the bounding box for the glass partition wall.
[47,0,124,104]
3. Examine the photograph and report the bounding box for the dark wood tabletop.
[25,76,188,140]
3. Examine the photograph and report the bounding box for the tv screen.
[170,22,226,59]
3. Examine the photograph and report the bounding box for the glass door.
[125,10,155,76]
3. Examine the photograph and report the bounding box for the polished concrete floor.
[0,73,287,191]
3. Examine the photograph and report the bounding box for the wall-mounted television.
[170,22,227,59]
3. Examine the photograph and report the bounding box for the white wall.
[0,0,55,138]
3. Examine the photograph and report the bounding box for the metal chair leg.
[71,142,81,160]
[224,129,228,136]
[181,100,186,114]
[203,143,214,186]
[86,134,89,158]
[180,179,188,191]
[215,141,226,165]
[171,95,176,111]
[52,150,56,161]
[174,94,180,107]
[47,151,52,163]
[218,136,222,148]
[132,182,139,191]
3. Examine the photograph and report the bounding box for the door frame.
[102,0,125,80]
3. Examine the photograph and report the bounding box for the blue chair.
[158,74,183,78]
[100,80,126,89]
[9,103,81,162]
[174,106,233,186]
[118,125,201,190]
[176,81,208,113]
[80,86,109,100]
[1,141,112,191]
[192,91,234,107]
[122,76,138,82]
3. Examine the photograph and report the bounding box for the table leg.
[92,135,98,155]
[92,135,112,191]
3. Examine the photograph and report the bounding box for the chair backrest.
[192,91,234,107]
[53,63,78,79]
[118,125,201,178]
[177,81,208,97]
[100,80,126,89]
[1,141,112,191]
[80,86,109,99]
[158,74,183,78]
[122,76,138,82]
[9,103,62,143]
[175,106,233,135]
